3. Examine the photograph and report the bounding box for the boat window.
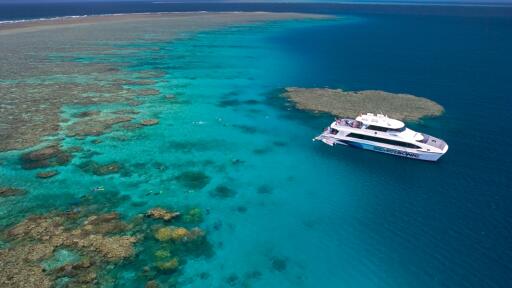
[367,125,388,132]
[330,128,339,135]
[347,133,420,149]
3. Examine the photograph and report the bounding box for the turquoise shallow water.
[1,13,512,288]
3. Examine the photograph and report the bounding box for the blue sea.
[1,2,511,288]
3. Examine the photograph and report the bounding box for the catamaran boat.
[314,113,448,161]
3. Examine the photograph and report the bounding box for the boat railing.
[335,118,362,129]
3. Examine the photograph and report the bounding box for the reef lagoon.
[1,6,512,288]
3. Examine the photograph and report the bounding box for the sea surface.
[1,1,512,22]
[1,2,512,288]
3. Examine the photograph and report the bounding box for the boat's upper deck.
[334,118,363,129]
[356,113,405,130]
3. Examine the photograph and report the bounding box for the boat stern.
[314,133,336,146]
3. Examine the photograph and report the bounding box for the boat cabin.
[356,113,405,132]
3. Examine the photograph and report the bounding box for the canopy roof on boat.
[356,113,405,129]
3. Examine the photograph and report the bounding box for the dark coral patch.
[0,187,27,198]
[175,171,210,190]
[231,158,244,165]
[272,140,287,147]
[225,273,239,286]
[152,162,168,172]
[73,110,101,118]
[218,98,260,108]
[236,206,247,213]
[36,170,59,179]
[21,144,63,161]
[217,99,241,107]
[141,119,159,126]
[78,161,123,176]
[120,122,143,131]
[210,185,236,198]
[257,185,273,194]
[253,147,272,155]
[199,271,210,280]
[20,144,72,170]
[271,256,287,272]
[244,99,260,105]
[232,124,260,134]
[166,140,221,152]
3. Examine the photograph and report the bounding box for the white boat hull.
[315,135,446,161]
[314,114,449,162]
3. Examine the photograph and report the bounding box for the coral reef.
[40,249,81,271]
[182,208,203,224]
[156,257,180,271]
[21,144,62,161]
[5,212,137,261]
[282,87,444,121]
[0,187,27,197]
[66,115,133,137]
[120,122,144,131]
[0,186,214,286]
[84,235,137,260]
[20,143,72,170]
[114,79,157,86]
[154,249,171,259]
[141,119,160,126]
[78,161,123,176]
[1,209,138,287]
[154,227,186,242]
[82,212,130,234]
[0,13,327,152]
[0,243,54,288]
[136,89,160,97]
[146,208,180,221]
[74,110,101,118]
[145,280,160,288]
[0,11,330,287]
[112,109,140,116]
[36,170,59,179]
[154,227,204,242]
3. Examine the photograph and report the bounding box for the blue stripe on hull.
[339,140,425,160]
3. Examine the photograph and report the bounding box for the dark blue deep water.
[271,13,512,287]
[1,1,512,22]
[1,2,511,288]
